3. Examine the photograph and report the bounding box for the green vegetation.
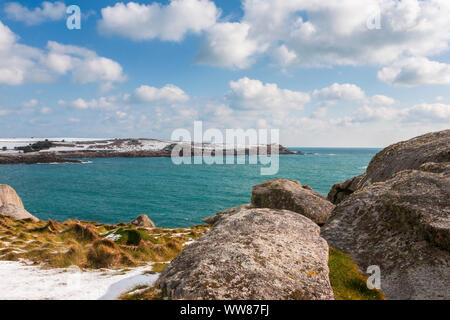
[15,140,54,153]
[328,247,385,300]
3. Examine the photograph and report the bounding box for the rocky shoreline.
[0,139,295,165]
[0,129,448,300]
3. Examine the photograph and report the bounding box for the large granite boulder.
[251,179,334,225]
[328,130,450,204]
[0,184,39,222]
[158,207,334,300]
[322,164,450,299]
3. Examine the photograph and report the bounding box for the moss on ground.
[328,247,385,300]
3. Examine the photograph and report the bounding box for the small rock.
[129,214,155,228]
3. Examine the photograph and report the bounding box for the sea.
[0,148,379,228]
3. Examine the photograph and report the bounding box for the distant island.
[0,138,295,165]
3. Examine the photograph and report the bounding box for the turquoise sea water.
[0,148,379,228]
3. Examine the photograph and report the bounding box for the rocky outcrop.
[251,179,334,225]
[327,130,450,204]
[327,174,365,205]
[129,214,155,228]
[322,164,450,300]
[158,207,334,300]
[0,185,39,222]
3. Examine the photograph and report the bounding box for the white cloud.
[378,57,450,86]
[313,83,366,105]
[352,105,399,122]
[0,21,125,86]
[4,1,66,26]
[60,96,121,110]
[352,103,450,123]
[196,22,264,69]
[115,111,127,119]
[226,77,310,110]
[45,41,126,84]
[40,106,52,114]
[400,103,450,122]
[368,95,396,106]
[98,0,219,41]
[22,99,39,108]
[132,84,189,104]
[192,0,450,77]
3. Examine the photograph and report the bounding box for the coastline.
[0,138,295,165]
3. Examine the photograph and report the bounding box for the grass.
[328,247,385,300]
[0,216,210,270]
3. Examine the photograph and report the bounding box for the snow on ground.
[0,260,158,300]
[0,138,172,153]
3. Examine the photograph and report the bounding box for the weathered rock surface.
[0,184,39,222]
[0,204,39,222]
[202,204,253,226]
[328,130,450,204]
[129,214,155,228]
[327,174,365,205]
[158,207,334,300]
[0,184,24,208]
[322,164,450,299]
[251,179,335,225]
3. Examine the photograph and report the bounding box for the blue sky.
[0,0,449,147]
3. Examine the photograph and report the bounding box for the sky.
[0,0,449,147]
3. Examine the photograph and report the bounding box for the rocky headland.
[0,129,448,300]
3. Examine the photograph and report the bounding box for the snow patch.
[0,260,158,300]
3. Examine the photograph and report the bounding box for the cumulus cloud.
[313,83,366,106]
[378,57,450,86]
[352,103,450,123]
[196,22,264,69]
[132,84,189,104]
[59,96,122,110]
[194,0,450,78]
[45,41,126,85]
[399,103,450,122]
[368,95,396,106]
[4,1,66,26]
[98,0,219,41]
[0,20,125,86]
[226,77,310,110]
